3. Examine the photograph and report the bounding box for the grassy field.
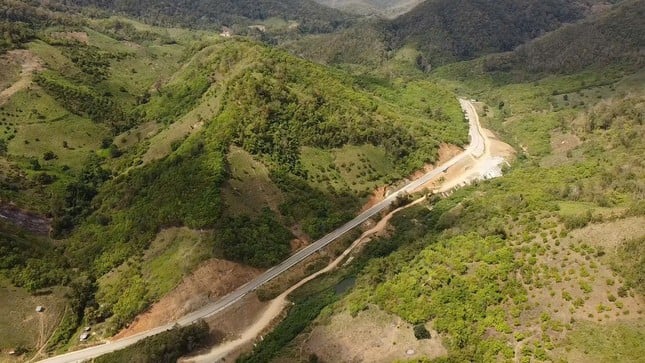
[562,320,645,362]
[0,276,68,358]
[221,147,285,217]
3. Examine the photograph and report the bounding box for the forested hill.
[484,0,645,74]
[56,0,353,32]
[385,0,589,65]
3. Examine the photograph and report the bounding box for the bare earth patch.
[113,259,262,339]
[418,128,515,193]
[0,203,50,235]
[299,306,446,363]
[569,216,645,250]
[48,32,89,44]
[0,50,44,106]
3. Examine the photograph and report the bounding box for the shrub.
[413,323,431,339]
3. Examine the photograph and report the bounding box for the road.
[38,99,484,363]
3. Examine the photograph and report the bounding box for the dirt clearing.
[114,259,262,339]
[0,50,43,106]
[299,306,446,363]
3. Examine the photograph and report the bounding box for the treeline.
[0,20,34,51]
[0,0,83,52]
[484,0,645,74]
[93,320,210,363]
[386,0,586,64]
[0,226,69,291]
[35,71,134,132]
[91,19,175,44]
[217,208,293,267]
[56,0,352,33]
[51,155,111,238]
[222,52,417,173]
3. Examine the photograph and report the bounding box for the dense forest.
[385,0,588,64]
[56,0,352,32]
[484,0,645,74]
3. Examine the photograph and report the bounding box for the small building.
[83,326,91,332]
[80,332,90,341]
[35,306,44,313]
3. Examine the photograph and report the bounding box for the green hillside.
[237,1,644,361]
[386,0,587,65]
[0,3,468,352]
[484,0,645,74]
[57,0,353,33]
[1,0,643,361]
[251,56,645,363]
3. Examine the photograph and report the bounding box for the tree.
[0,138,7,155]
[413,323,431,339]
[43,151,57,160]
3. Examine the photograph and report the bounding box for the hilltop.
[385,0,589,65]
[313,0,425,18]
[484,0,645,74]
[0,2,467,356]
[56,0,353,33]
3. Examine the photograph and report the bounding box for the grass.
[0,59,21,90]
[221,147,285,216]
[300,144,396,196]
[564,320,645,362]
[141,228,212,298]
[0,276,68,353]
[28,40,77,74]
[3,89,109,169]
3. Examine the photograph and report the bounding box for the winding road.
[38,99,484,363]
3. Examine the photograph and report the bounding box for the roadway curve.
[38,99,484,363]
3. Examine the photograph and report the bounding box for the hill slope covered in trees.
[56,0,353,33]
[484,0,645,74]
[386,0,589,65]
[0,5,467,353]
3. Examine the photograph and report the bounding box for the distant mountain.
[386,0,590,65]
[57,0,352,32]
[314,0,425,18]
[484,0,645,73]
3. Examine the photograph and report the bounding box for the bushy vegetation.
[0,0,83,52]
[0,224,69,292]
[386,0,585,65]
[58,0,352,33]
[484,0,645,74]
[35,71,134,132]
[217,208,292,267]
[93,320,210,363]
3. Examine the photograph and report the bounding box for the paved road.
[38,99,484,363]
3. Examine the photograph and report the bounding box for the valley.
[0,0,642,362]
